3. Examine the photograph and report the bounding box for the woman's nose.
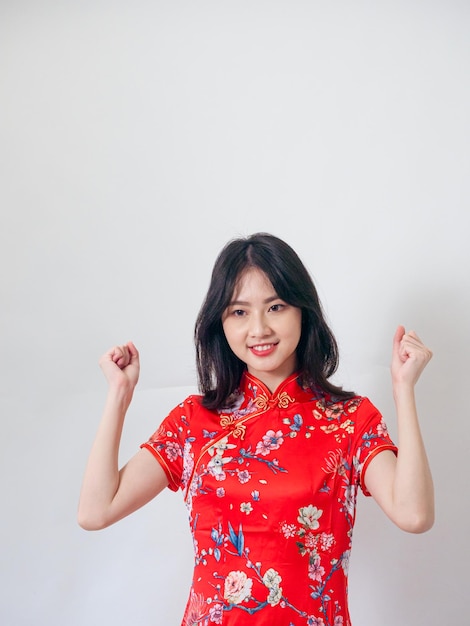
[249,313,271,337]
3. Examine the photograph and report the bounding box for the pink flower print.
[224,570,253,604]
[165,441,181,462]
[307,617,325,626]
[377,419,389,437]
[237,469,251,484]
[255,430,284,456]
[183,590,207,626]
[216,488,225,498]
[343,485,356,517]
[334,617,344,625]
[308,556,325,582]
[209,603,224,624]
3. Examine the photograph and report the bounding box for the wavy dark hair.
[194,233,354,409]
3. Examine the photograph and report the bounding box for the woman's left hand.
[391,325,433,388]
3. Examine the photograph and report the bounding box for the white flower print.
[240,502,253,514]
[208,454,232,480]
[267,585,283,606]
[281,522,296,538]
[263,568,282,588]
[224,570,253,604]
[216,487,225,498]
[255,429,284,456]
[304,532,318,550]
[341,550,351,576]
[263,568,283,607]
[208,436,236,457]
[307,617,325,626]
[298,505,323,530]
[320,532,335,551]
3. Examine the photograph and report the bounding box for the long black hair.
[194,233,354,409]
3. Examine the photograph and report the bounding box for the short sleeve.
[140,397,193,492]
[353,397,398,497]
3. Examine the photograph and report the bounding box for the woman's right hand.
[98,341,140,391]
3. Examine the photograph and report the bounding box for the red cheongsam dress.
[141,371,397,626]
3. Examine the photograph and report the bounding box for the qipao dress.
[141,371,397,626]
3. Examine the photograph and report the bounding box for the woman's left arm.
[364,326,435,533]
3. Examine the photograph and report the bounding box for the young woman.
[78,233,434,626]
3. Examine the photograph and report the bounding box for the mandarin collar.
[239,370,318,411]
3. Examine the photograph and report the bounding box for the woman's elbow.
[77,508,111,531]
[396,509,435,534]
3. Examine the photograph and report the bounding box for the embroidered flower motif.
[216,488,225,498]
[255,430,284,456]
[223,570,253,604]
[307,616,325,626]
[219,416,247,439]
[298,505,323,530]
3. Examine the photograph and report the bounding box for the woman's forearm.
[77,385,133,530]
[391,383,434,532]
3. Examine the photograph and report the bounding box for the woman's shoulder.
[311,391,379,417]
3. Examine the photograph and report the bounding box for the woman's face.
[222,267,302,392]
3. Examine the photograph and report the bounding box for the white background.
[1,1,469,625]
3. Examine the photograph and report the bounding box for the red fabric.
[142,372,397,626]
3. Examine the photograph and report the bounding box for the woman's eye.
[233,309,245,317]
[269,303,284,312]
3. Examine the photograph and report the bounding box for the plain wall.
[1,1,469,625]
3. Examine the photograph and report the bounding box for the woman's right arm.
[77,342,168,531]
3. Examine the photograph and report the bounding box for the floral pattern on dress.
[142,372,397,626]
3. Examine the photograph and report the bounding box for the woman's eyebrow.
[228,295,280,306]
